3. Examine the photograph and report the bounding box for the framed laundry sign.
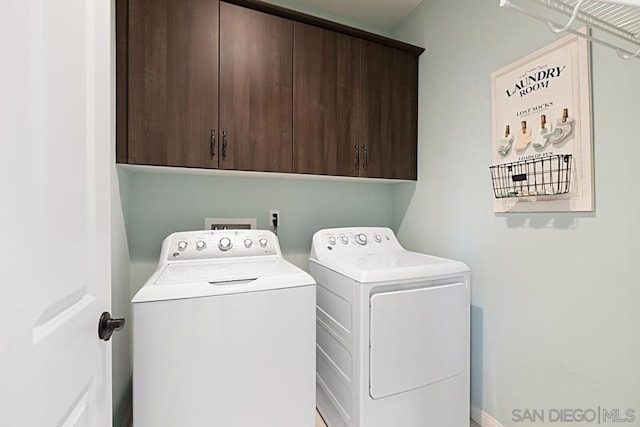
[490,29,593,213]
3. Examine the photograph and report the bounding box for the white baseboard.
[471,404,504,427]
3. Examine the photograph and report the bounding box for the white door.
[0,0,114,425]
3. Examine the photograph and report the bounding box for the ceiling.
[292,0,423,30]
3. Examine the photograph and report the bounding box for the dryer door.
[369,282,467,399]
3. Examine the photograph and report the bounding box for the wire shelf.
[501,0,640,59]
[490,154,572,198]
[534,0,640,43]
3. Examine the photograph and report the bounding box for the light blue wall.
[111,166,132,427]
[127,170,394,289]
[393,0,640,424]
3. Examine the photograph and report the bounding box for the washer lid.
[132,258,315,303]
[312,250,469,283]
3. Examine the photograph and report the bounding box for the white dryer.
[132,229,316,427]
[309,227,470,427]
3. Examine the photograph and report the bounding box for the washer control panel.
[314,227,402,258]
[162,230,279,262]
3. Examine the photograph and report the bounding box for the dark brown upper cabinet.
[360,40,419,180]
[293,23,360,177]
[219,2,293,173]
[117,0,423,180]
[122,0,219,168]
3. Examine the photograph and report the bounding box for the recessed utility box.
[204,218,257,230]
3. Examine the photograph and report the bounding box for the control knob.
[340,235,349,244]
[374,234,382,243]
[355,233,367,245]
[195,240,207,251]
[177,241,188,251]
[244,239,253,248]
[218,237,233,251]
[259,238,268,248]
[328,236,336,245]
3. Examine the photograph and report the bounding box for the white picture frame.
[490,29,593,213]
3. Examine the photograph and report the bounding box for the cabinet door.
[293,23,360,177]
[219,2,293,173]
[360,40,418,180]
[127,0,219,168]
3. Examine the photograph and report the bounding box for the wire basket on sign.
[490,154,572,198]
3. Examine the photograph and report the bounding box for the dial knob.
[244,239,253,248]
[195,240,207,251]
[340,235,349,244]
[374,234,382,243]
[218,237,232,251]
[177,241,188,251]
[355,233,367,245]
[259,238,268,248]
[328,236,336,245]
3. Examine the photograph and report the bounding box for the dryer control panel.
[310,227,404,261]
[160,230,280,263]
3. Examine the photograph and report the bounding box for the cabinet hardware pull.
[222,130,228,159]
[210,129,216,157]
[354,144,359,169]
[362,145,367,169]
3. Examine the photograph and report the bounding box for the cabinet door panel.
[360,40,418,180]
[219,2,293,173]
[128,0,219,168]
[293,23,360,177]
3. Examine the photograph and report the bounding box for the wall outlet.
[269,210,280,229]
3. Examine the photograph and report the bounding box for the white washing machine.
[309,227,470,427]
[132,229,316,427]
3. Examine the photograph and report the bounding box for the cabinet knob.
[354,144,359,169]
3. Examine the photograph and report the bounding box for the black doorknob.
[98,312,125,341]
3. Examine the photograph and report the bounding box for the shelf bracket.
[617,46,640,58]
[546,0,587,33]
